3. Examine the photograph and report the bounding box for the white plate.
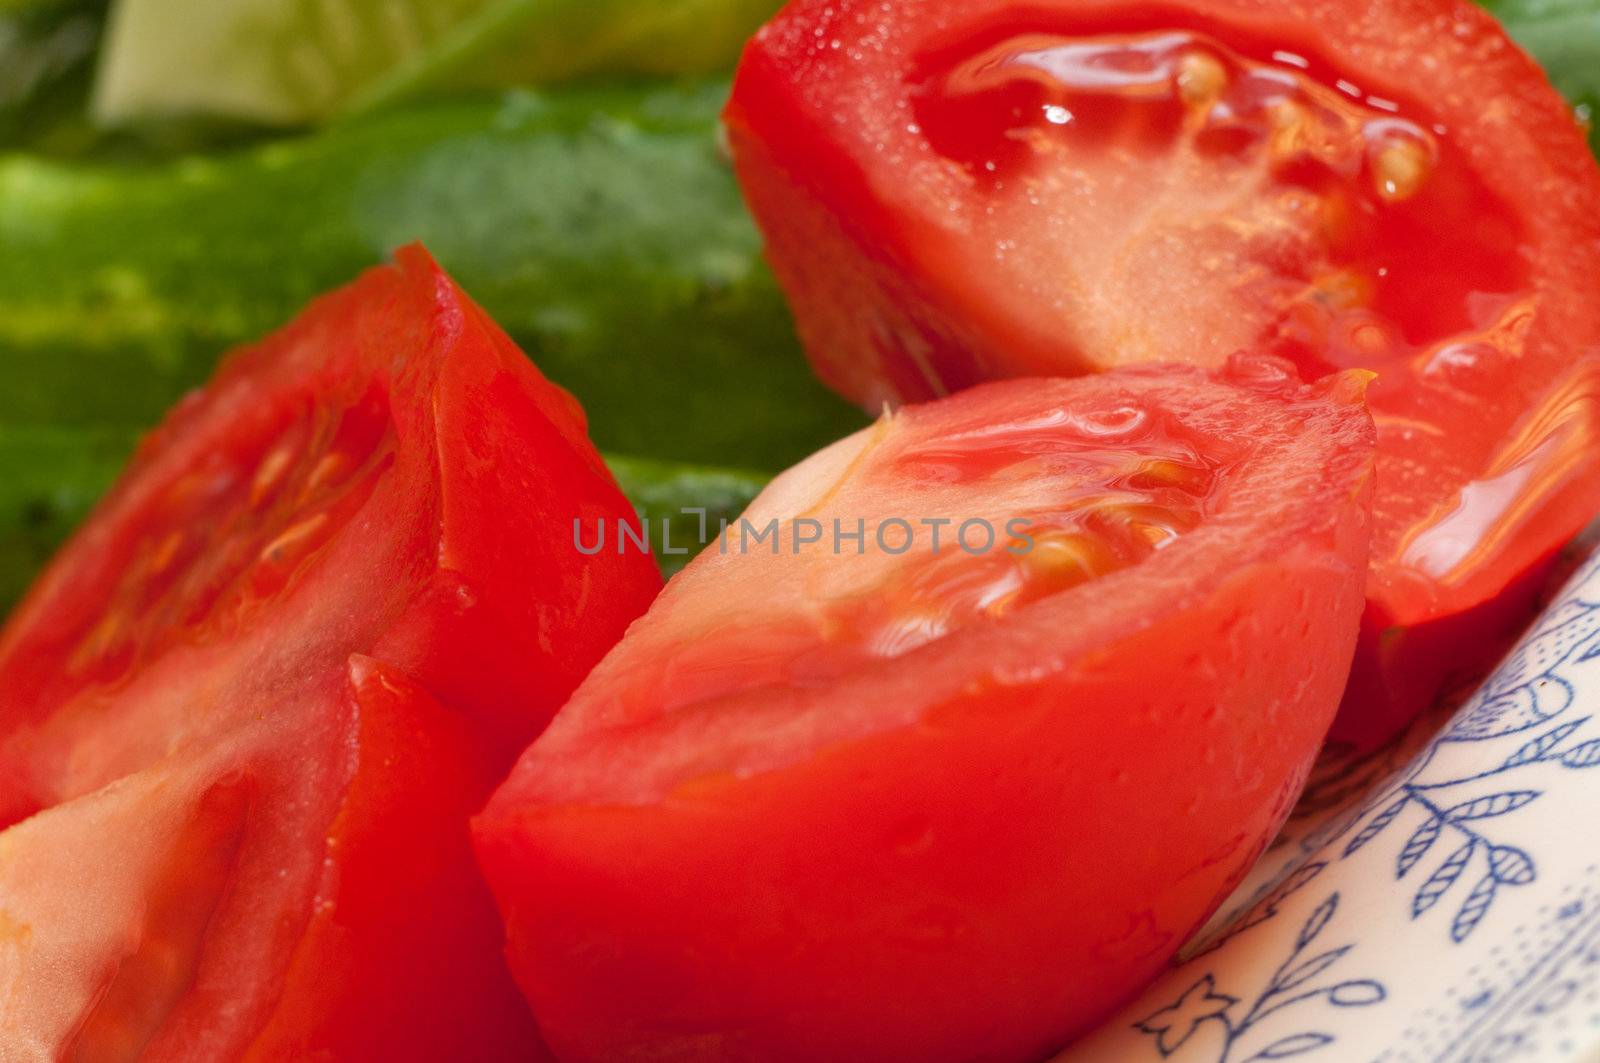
[1059,549,1600,1063]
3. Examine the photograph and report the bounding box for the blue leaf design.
[1152,891,1382,1063]
[1327,980,1386,1007]
[1396,816,1441,879]
[1445,790,1540,822]
[1561,739,1600,769]
[1248,1032,1335,1060]
[1414,842,1474,918]
[1503,719,1587,768]
[1272,946,1353,995]
[1297,896,1338,950]
[1487,845,1535,885]
[1342,798,1406,858]
[1452,688,1539,740]
[1452,875,1498,943]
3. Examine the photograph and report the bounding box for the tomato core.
[854,405,1215,641]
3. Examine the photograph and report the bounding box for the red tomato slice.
[0,247,660,1057]
[725,0,1600,745]
[475,359,1375,1063]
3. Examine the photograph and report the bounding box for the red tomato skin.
[474,370,1375,1062]
[725,0,1600,748]
[0,248,656,1057]
[1339,558,1553,745]
[366,284,665,752]
[726,22,988,410]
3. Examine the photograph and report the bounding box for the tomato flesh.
[910,21,1527,381]
[0,247,661,1056]
[475,359,1375,1062]
[0,661,531,1061]
[726,0,1600,745]
[613,399,1218,714]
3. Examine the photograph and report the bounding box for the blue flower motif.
[1136,975,1239,1056]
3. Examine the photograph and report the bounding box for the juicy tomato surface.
[726,0,1600,745]
[0,246,662,1058]
[475,358,1375,1063]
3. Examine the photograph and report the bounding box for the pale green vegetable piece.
[93,0,481,125]
[91,0,780,126]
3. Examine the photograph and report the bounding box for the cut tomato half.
[726,0,1600,745]
[0,247,661,1057]
[475,359,1375,1063]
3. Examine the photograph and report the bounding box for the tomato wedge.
[725,0,1600,745]
[475,359,1375,1063]
[0,247,661,1057]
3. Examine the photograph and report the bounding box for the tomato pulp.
[475,359,1375,1062]
[0,247,662,1058]
[726,0,1600,745]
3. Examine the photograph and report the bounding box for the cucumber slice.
[0,82,865,470]
[0,84,808,606]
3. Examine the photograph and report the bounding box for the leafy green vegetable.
[1483,0,1600,151]
[0,81,865,470]
[92,0,781,126]
[0,0,102,152]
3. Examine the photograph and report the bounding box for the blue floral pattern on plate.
[1058,549,1600,1063]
